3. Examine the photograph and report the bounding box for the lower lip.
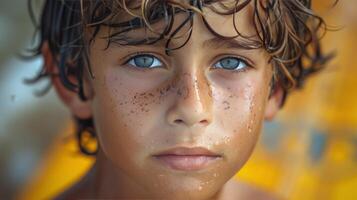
[153,155,221,171]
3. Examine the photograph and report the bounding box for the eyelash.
[212,56,251,73]
[122,52,164,71]
[123,53,252,72]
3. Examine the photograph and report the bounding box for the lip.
[153,147,222,171]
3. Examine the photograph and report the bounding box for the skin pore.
[48,2,283,200]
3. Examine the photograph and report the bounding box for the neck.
[87,150,151,199]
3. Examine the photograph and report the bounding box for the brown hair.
[27,0,335,155]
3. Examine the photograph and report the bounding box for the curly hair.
[27,0,335,155]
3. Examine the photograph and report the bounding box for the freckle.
[130,110,135,114]
[223,101,230,110]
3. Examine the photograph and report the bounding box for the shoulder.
[221,179,283,200]
[53,172,94,200]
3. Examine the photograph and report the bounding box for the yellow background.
[17,1,357,199]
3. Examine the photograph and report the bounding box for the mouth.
[152,147,222,171]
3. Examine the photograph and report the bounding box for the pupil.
[221,58,239,69]
[134,56,154,68]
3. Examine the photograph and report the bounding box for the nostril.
[173,119,210,126]
[174,119,184,124]
[199,119,209,125]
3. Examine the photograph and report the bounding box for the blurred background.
[0,0,356,199]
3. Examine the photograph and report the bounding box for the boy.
[30,0,332,199]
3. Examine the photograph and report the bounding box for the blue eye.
[127,54,163,68]
[214,57,248,71]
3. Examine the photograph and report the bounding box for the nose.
[166,72,213,128]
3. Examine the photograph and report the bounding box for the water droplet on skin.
[198,185,203,191]
[213,173,218,178]
[248,127,252,133]
[223,136,230,144]
[208,89,213,97]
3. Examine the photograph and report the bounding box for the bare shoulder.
[220,179,283,200]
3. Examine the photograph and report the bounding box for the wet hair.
[27,0,335,155]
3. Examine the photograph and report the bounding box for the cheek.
[90,67,162,166]
[210,78,269,169]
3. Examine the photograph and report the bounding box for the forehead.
[91,0,258,46]
[114,0,255,28]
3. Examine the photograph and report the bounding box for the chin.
[146,173,226,200]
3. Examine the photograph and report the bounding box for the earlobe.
[264,84,284,121]
[41,42,93,120]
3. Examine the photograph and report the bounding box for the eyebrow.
[122,34,261,52]
[202,37,261,50]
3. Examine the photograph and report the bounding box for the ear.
[264,83,284,121]
[42,42,92,119]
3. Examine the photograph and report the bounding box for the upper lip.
[153,147,221,157]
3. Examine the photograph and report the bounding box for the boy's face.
[72,3,280,199]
